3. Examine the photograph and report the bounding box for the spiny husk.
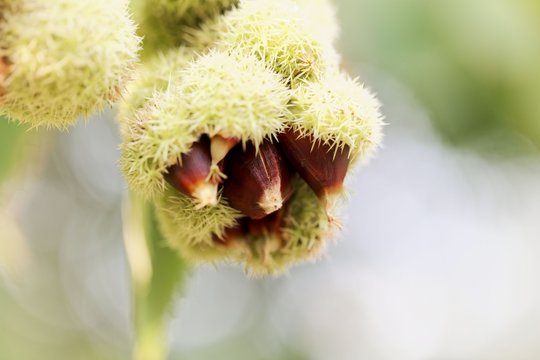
[0,0,140,129]
[288,72,384,162]
[118,46,197,132]
[218,0,333,86]
[244,179,333,276]
[132,0,238,57]
[179,49,290,148]
[157,177,333,275]
[119,49,290,198]
[155,187,244,263]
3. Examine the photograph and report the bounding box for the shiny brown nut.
[223,140,294,220]
[247,207,286,238]
[277,128,349,204]
[165,136,218,207]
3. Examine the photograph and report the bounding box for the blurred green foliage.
[0,118,30,181]
[339,0,540,155]
[0,286,119,360]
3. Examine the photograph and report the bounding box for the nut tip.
[320,192,343,229]
[258,183,284,216]
[192,182,219,209]
[211,135,240,164]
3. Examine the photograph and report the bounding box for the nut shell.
[223,140,294,219]
[278,128,349,200]
[165,136,218,207]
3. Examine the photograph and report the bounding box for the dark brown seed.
[165,136,218,207]
[216,208,287,247]
[247,208,285,238]
[223,140,294,220]
[278,128,350,203]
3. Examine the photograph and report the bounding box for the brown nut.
[223,140,294,220]
[247,207,286,238]
[277,128,349,205]
[165,136,218,208]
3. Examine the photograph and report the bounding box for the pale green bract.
[219,0,332,86]
[120,87,197,199]
[118,47,197,129]
[150,0,238,26]
[133,0,238,56]
[119,48,198,199]
[0,0,140,129]
[289,72,385,162]
[155,178,331,276]
[179,49,289,146]
[156,187,243,263]
[293,0,341,45]
[244,179,332,276]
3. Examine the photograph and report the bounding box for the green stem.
[134,316,166,360]
[123,194,189,360]
[0,119,32,183]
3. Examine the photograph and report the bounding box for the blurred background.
[1,0,540,359]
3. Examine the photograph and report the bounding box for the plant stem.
[123,193,189,360]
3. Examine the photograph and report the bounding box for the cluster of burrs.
[0,0,140,128]
[119,0,384,275]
